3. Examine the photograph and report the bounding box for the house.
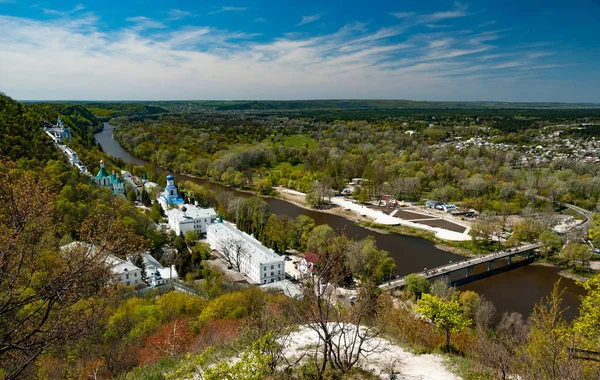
[298,252,320,275]
[167,204,217,235]
[105,255,144,287]
[206,221,284,284]
[60,242,143,287]
[139,251,178,283]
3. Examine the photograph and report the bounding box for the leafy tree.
[416,293,471,351]
[520,282,582,379]
[404,273,431,299]
[506,218,543,246]
[560,243,592,271]
[306,224,335,253]
[184,230,199,246]
[132,253,149,284]
[539,231,563,258]
[573,275,600,349]
[291,215,315,251]
[0,158,143,379]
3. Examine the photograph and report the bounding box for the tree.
[184,230,199,246]
[539,231,563,258]
[560,243,592,271]
[306,180,331,209]
[573,275,600,350]
[219,238,247,272]
[132,253,149,284]
[520,282,582,380]
[474,312,528,380]
[416,293,471,351]
[0,158,144,379]
[296,235,384,378]
[346,236,396,284]
[141,188,152,207]
[168,333,278,380]
[404,273,431,299]
[306,225,335,253]
[291,215,315,252]
[506,218,542,246]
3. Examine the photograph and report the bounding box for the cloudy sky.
[0,0,599,102]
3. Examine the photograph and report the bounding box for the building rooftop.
[61,241,141,274]
[208,222,283,265]
[167,204,217,222]
[105,254,141,274]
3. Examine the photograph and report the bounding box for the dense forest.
[112,110,600,215]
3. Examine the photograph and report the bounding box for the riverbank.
[532,261,600,282]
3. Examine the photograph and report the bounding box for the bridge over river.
[380,242,542,290]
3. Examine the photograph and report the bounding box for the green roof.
[95,166,108,179]
[112,176,123,185]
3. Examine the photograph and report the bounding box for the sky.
[0,0,599,102]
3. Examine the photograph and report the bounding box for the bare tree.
[474,312,528,380]
[296,236,384,378]
[219,238,247,272]
[0,158,144,379]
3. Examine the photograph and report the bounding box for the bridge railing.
[380,243,541,287]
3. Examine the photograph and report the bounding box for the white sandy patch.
[283,324,461,380]
[330,197,471,242]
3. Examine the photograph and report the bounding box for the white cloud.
[297,13,322,26]
[41,3,85,16]
[125,16,166,31]
[209,6,247,14]
[167,9,191,21]
[390,12,415,19]
[0,13,587,102]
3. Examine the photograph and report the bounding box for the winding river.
[95,122,585,321]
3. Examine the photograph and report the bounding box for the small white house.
[105,254,144,287]
[140,251,178,283]
[167,204,217,235]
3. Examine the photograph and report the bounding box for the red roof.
[304,252,320,264]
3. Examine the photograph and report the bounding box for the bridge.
[380,242,542,291]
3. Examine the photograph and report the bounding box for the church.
[159,174,184,208]
[94,160,125,196]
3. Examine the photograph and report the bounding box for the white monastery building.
[206,221,285,284]
[61,242,143,287]
[105,255,144,287]
[167,205,217,235]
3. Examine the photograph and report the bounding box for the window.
[271,265,274,269]
[263,280,266,284]
[126,281,130,286]
[271,271,274,276]
[278,270,280,274]
[134,273,137,277]
[135,280,138,284]
[278,264,281,268]
[126,274,129,280]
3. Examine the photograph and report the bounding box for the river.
[95,122,585,321]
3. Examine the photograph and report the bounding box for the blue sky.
[0,0,599,102]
